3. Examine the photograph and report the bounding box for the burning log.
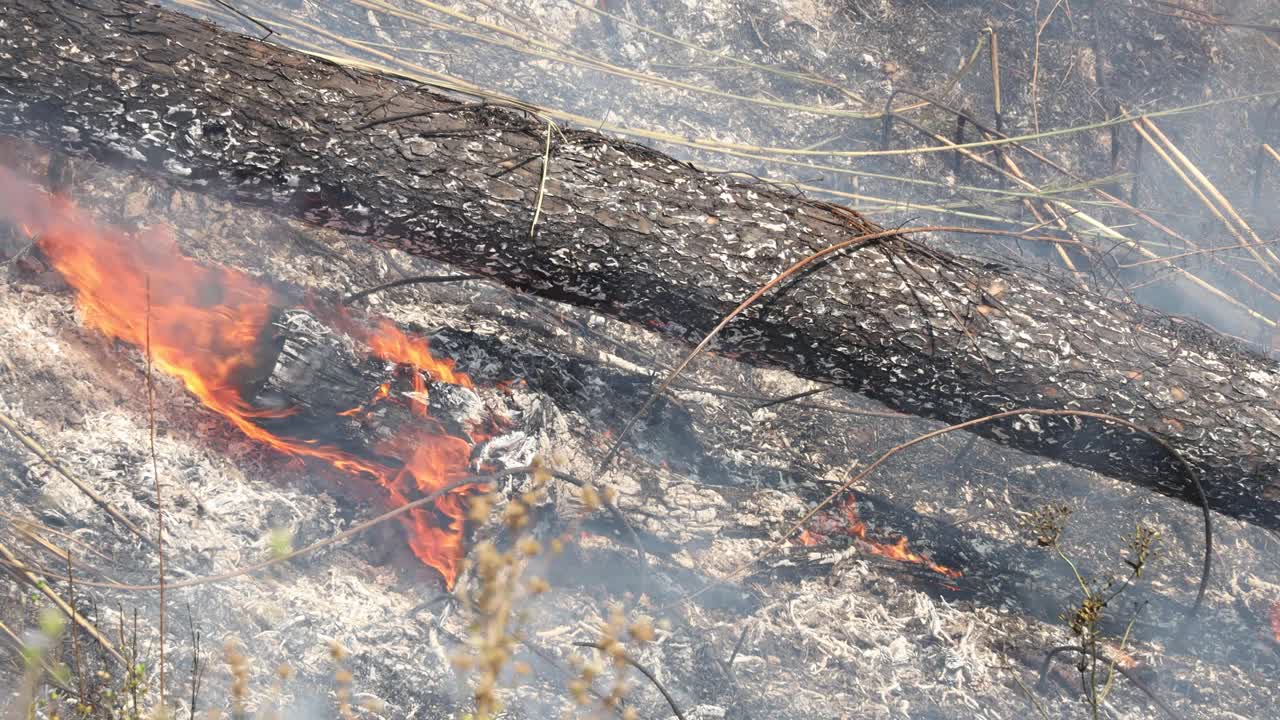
[0,169,509,588]
[2,0,1280,535]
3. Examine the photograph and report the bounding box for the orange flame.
[1270,601,1280,644]
[795,529,823,546]
[0,168,477,587]
[839,498,962,579]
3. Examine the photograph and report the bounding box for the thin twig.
[529,118,555,241]
[66,554,85,703]
[187,604,203,720]
[752,386,829,410]
[1011,671,1053,720]
[1037,645,1182,720]
[341,273,483,305]
[726,624,750,676]
[573,641,687,720]
[210,0,274,40]
[1118,238,1280,268]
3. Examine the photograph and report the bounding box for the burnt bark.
[1,0,1279,531]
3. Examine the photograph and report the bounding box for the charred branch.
[1,0,1279,536]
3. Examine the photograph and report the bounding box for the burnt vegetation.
[0,1,1278,719]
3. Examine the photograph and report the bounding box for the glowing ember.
[1270,601,1280,644]
[0,168,479,587]
[794,528,823,547]
[1103,643,1139,670]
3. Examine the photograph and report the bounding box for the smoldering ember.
[0,1,1278,719]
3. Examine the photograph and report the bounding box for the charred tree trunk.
[2,0,1279,531]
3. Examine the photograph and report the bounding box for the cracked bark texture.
[1,0,1278,532]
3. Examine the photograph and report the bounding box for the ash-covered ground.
[1,141,1277,719]
[3,0,1280,717]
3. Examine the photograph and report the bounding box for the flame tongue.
[840,499,962,579]
[793,495,962,579]
[0,168,477,587]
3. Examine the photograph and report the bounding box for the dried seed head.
[580,484,601,511]
[629,617,655,643]
[467,493,495,523]
[517,537,542,557]
[328,640,349,661]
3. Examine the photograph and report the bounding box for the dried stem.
[573,641,687,720]
[0,410,154,547]
[0,539,124,665]
[988,27,1003,133]
[1134,118,1280,281]
[1037,645,1182,720]
[146,274,167,707]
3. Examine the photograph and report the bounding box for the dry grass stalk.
[1264,143,1280,165]
[1029,0,1066,132]
[987,27,1003,133]
[890,117,1277,327]
[181,0,1280,163]
[0,539,125,666]
[146,275,168,710]
[0,410,155,547]
[992,139,1084,279]
[1135,117,1280,281]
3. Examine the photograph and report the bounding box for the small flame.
[1104,643,1139,670]
[1270,601,1280,644]
[795,529,823,546]
[838,498,962,579]
[0,168,478,587]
